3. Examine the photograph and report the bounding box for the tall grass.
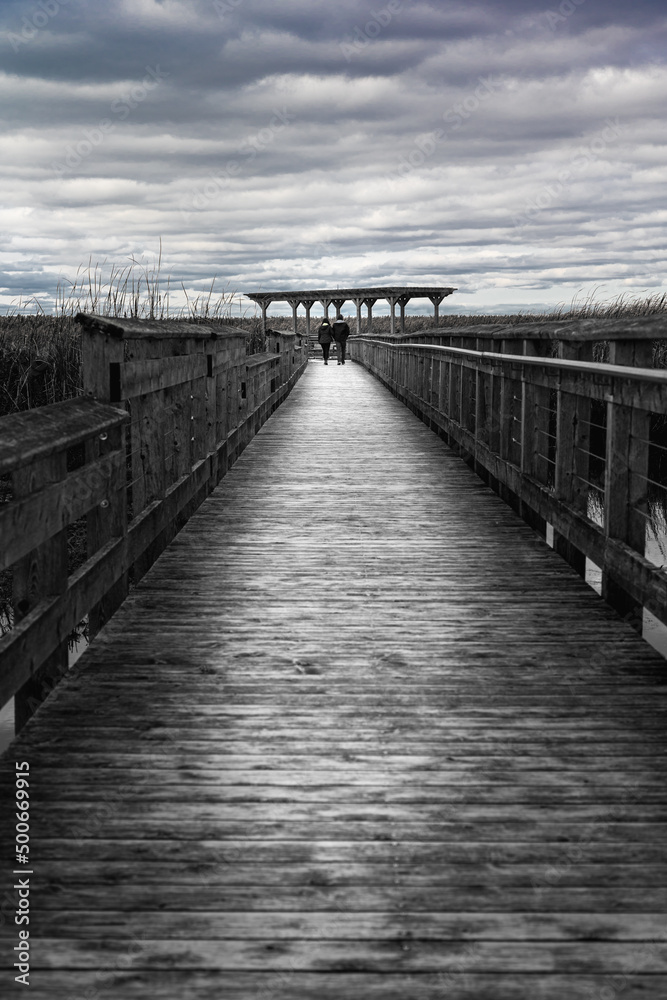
[44,242,236,321]
[0,314,82,417]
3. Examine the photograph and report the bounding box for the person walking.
[332,314,350,365]
[317,318,334,364]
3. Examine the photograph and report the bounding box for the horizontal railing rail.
[371,315,667,342]
[0,315,308,731]
[349,321,667,634]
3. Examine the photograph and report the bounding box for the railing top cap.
[0,396,128,475]
[76,313,247,340]
[246,351,281,368]
[355,337,667,384]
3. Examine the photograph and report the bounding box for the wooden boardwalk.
[2,360,667,998]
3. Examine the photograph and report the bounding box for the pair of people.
[317,315,350,365]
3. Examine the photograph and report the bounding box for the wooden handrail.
[0,316,309,732]
[353,314,667,341]
[353,337,667,386]
[350,329,667,633]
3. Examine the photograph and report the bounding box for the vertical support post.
[399,295,410,335]
[602,339,653,627]
[521,339,552,485]
[499,339,524,466]
[429,294,444,327]
[87,422,129,638]
[13,453,69,732]
[81,325,124,405]
[260,301,269,335]
[388,297,397,337]
[305,303,312,343]
[520,338,549,535]
[553,341,593,577]
[290,301,299,336]
[364,299,377,333]
[354,299,363,337]
[475,333,492,452]
[460,351,473,439]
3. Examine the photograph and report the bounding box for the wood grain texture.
[1,360,666,999]
[0,396,127,474]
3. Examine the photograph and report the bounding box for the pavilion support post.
[354,299,363,337]
[305,303,312,341]
[399,295,410,335]
[260,301,269,335]
[363,299,377,334]
[429,294,445,326]
[388,297,397,337]
[289,300,299,336]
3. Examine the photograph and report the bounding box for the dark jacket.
[317,321,333,344]
[332,319,350,342]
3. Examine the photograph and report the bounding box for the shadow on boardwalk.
[1,361,666,998]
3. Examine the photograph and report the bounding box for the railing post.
[448,336,462,436]
[520,338,551,535]
[81,325,124,404]
[601,339,653,627]
[475,334,492,458]
[460,347,475,440]
[553,341,592,577]
[13,453,69,730]
[497,338,523,512]
[87,423,129,638]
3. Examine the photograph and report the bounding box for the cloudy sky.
[1,0,665,317]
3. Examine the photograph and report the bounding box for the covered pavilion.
[244,285,457,338]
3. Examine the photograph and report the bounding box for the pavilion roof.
[244,286,456,304]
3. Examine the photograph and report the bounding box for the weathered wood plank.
[12,838,667,865]
[76,312,246,340]
[118,353,208,398]
[10,451,69,729]
[0,449,125,571]
[0,396,127,474]
[373,312,667,340]
[17,939,667,972]
[31,860,667,887]
[11,884,667,912]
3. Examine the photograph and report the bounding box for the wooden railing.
[0,315,308,730]
[349,317,667,632]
